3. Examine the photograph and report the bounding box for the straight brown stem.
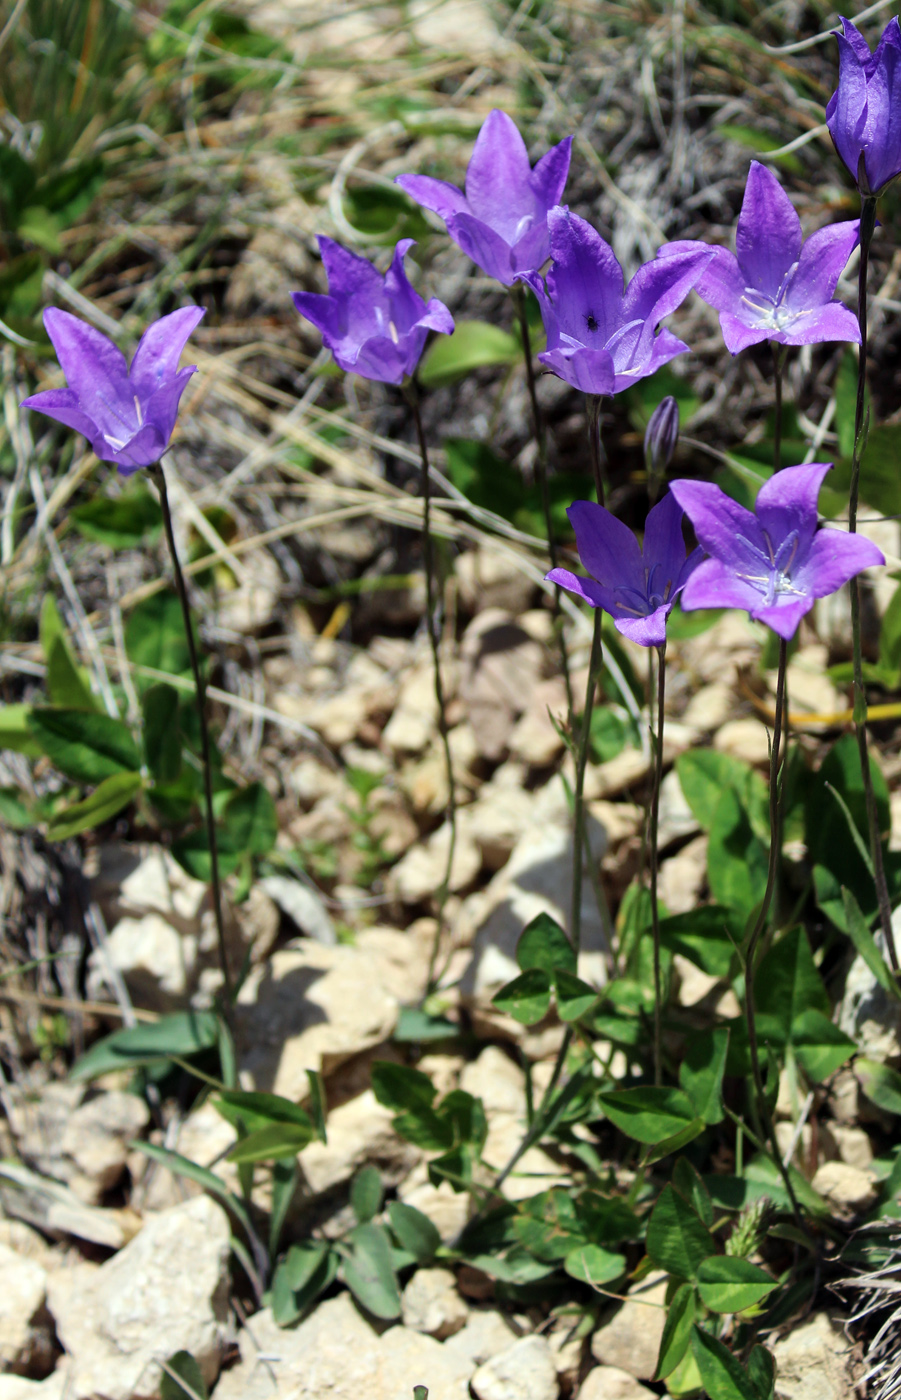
[151,461,232,1004]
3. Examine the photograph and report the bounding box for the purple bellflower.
[547,491,702,647]
[395,110,572,286]
[21,305,205,475]
[663,163,860,355]
[292,236,453,385]
[670,463,884,640]
[519,207,713,396]
[827,16,901,195]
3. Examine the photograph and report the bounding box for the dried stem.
[405,383,458,994]
[649,642,666,1087]
[150,460,232,1005]
[848,195,898,973]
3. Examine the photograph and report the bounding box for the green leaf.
[563,1243,627,1287]
[747,1345,775,1400]
[598,1086,697,1145]
[658,907,739,979]
[676,750,767,836]
[71,483,162,548]
[517,912,577,976]
[269,1158,297,1260]
[214,1089,315,1135]
[832,424,901,518]
[271,1242,336,1326]
[576,1193,642,1245]
[0,787,34,828]
[45,770,142,840]
[645,1119,706,1164]
[125,591,194,686]
[70,1009,220,1080]
[134,1141,253,1238]
[160,1350,208,1400]
[680,1025,730,1125]
[351,1165,383,1223]
[554,967,600,1022]
[221,782,278,858]
[307,1069,328,1142]
[0,705,42,758]
[842,887,901,997]
[342,1222,401,1320]
[492,968,552,1025]
[394,1107,454,1152]
[805,734,889,906]
[418,320,520,389]
[28,708,141,784]
[690,1325,761,1400]
[707,786,768,915]
[754,926,830,1048]
[142,684,182,784]
[697,1257,777,1314]
[856,1058,901,1116]
[790,1010,856,1083]
[878,582,901,680]
[673,1158,714,1228]
[227,1121,314,1163]
[393,1007,458,1041]
[646,1185,716,1280]
[654,1281,697,1380]
[387,1201,440,1262]
[170,828,241,882]
[370,1061,437,1113]
[714,123,803,173]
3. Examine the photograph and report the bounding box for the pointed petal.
[529,135,573,212]
[793,527,885,597]
[642,491,689,592]
[860,29,901,191]
[317,236,383,299]
[690,246,746,317]
[827,31,869,181]
[753,597,813,639]
[679,556,766,614]
[546,206,624,344]
[718,313,772,355]
[838,16,873,64]
[42,307,128,404]
[384,239,427,333]
[734,162,801,297]
[349,335,411,385]
[755,461,832,557]
[538,344,615,395]
[141,366,197,446]
[784,220,860,311]
[419,297,455,335]
[394,173,469,222]
[668,478,765,572]
[292,290,341,343]
[518,270,559,345]
[546,567,608,610]
[614,604,671,648]
[621,247,712,330]
[129,306,205,397]
[445,212,517,283]
[20,387,100,441]
[465,110,533,232]
[567,499,644,593]
[611,326,691,394]
[511,217,552,276]
[773,301,862,347]
[94,422,168,472]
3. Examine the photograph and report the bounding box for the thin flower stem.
[649,642,666,1087]
[848,195,899,974]
[771,342,787,473]
[511,285,573,715]
[587,395,606,506]
[572,610,602,957]
[405,383,458,994]
[150,461,232,1005]
[743,638,806,1232]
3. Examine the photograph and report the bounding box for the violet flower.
[292,237,453,385]
[519,207,713,396]
[547,491,701,647]
[827,16,901,195]
[663,163,860,355]
[395,109,572,286]
[21,305,205,474]
[670,463,884,640]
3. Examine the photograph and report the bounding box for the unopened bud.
[644,396,680,478]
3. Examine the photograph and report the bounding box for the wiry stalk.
[405,383,458,994]
[150,460,232,1005]
[649,642,666,1087]
[587,394,606,507]
[848,195,899,973]
[571,611,602,957]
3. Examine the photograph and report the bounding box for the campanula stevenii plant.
[547,491,701,647]
[827,16,901,195]
[21,305,206,474]
[292,237,453,385]
[395,109,572,286]
[670,463,884,639]
[664,163,861,354]
[519,207,712,396]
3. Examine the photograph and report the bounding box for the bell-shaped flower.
[292,237,453,385]
[519,207,713,396]
[395,109,572,286]
[547,491,702,647]
[663,163,860,355]
[827,16,901,195]
[21,305,205,474]
[670,463,884,640]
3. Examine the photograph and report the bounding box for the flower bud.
[644,396,680,486]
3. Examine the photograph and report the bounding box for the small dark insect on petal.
[584,313,599,333]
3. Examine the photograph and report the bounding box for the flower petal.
[141,366,197,448]
[567,500,644,594]
[350,335,412,385]
[783,220,860,312]
[42,307,128,406]
[689,246,746,318]
[668,478,766,573]
[755,461,832,558]
[827,30,869,181]
[611,326,691,394]
[529,135,573,213]
[20,387,100,441]
[538,344,615,395]
[394,173,469,222]
[291,290,341,343]
[773,301,862,347]
[860,23,901,191]
[620,247,712,335]
[614,604,671,648]
[642,490,690,594]
[839,16,874,65]
[734,162,802,298]
[465,110,534,239]
[318,236,384,299]
[546,205,624,344]
[94,422,168,473]
[129,306,205,398]
[546,566,608,610]
[445,212,518,283]
[420,297,455,336]
[753,597,814,639]
[679,556,767,614]
[792,527,885,598]
[384,239,427,333]
[718,313,772,355]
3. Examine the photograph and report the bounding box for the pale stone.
[590,1272,669,1380]
[118,847,206,921]
[459,611,545,761]
[0,1243,48,1371]
[398,1169,471,1242]
[45,1195,230,1399]
[308,690,368,747]
[388,817,482,903]
[776,646,844,719]
[681,682,734,733]
[675,611,761,686]
[831,1124,874,1170]
[91,912,193,1009]
[839,949,901,1063]
[402,1266,468,1339]
[212,1294,472,1400]
[237,942,397,1097]
[216,548,280,632]
[772,1312,856,1400]
[587,800,642,844]
[460,1046,527,1116]
[811,1161,878,1213]
[467,784,537,870]
[0,1162,138,1249]
[472,1334,558,1400]
[355,926,432,1004]
[288,755,344,807]
[481,1113,565,1202]
[673,954,719,1008]
[657,835,708,915]
[657,769,699,848]
[383,658,446,755]
[0,1218,54,1265]
[578,1366,657,1400]
[456,545,536,616]
[299,1090,419,1195]
[259,874,336,945]
[714,718,771,766]
[59,1091,150,1203]
[444,1309,520,1367]
[508,678,568,767]
[0,1377,67,1400]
